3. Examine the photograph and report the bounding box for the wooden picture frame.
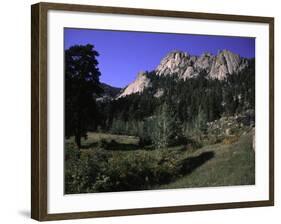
[31,2,274,221]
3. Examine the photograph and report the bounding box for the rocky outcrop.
[156,49,249,80]
[194,52,214,73]
[117,49,250,98]
[206,110,255,137]
[209,50,248,80]
[117,72,151,98]
[153,88,164,98]
[155,51,196,80]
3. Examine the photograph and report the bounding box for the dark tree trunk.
[75,134,81,148]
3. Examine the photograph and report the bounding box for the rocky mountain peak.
[156,50,192,78]
[117,49,250,98]
[117,72,151,98]
[209,49,248,80]
[156,49,248,80]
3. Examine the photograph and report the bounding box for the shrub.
[97,139,108,149]
[92,151,159,191]
[65,143,191,193]
[95,149,184,192]
[222,135,239,145]
[65,144,111,194]
[65,145,91,194]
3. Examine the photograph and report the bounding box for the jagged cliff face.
[155,51,196,80]
[209,50,248,80]
[156,50,248,80]
[117,50,250,98]
[117,72,151,98]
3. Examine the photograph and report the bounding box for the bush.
[65,142,187,193]
[184,138,202,151]
[93,151,158,191]
[203,134,223,145]
[97,139,108,148]
[65,144,91,194]
[222,135,239,145]
[93,149,186,192]
[65,144,111,194]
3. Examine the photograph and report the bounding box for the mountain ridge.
[96,82,122,102]
[117,49,251,98]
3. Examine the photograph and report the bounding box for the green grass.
[157,133,255,189]
[65,131,255,193]
[66,132,139,145]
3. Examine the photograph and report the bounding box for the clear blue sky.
[64,28,255,88]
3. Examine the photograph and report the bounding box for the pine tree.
[151,102,183,149]
[65,44,102,147]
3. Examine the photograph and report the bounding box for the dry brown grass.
[222,135,240,145]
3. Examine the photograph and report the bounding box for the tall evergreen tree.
[65,44,102,147]
[151,102,183,149]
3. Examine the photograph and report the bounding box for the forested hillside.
[96,59,254,148]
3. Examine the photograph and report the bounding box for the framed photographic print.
[31,2,274,221]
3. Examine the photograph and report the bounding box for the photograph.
[64,28,256,194]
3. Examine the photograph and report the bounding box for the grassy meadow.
[65,130,255,194]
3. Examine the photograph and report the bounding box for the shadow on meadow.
[180,151,215,175]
